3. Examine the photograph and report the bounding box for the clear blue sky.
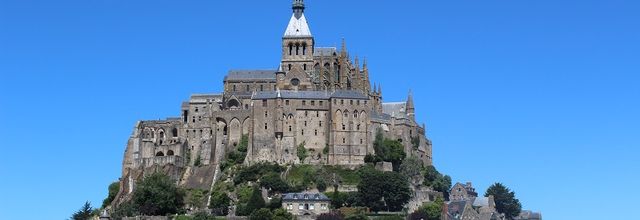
[1,0,638,219]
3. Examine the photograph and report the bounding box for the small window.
[302,130,304,135]
[305,111,308,117]
[341,99,344,105]
[304,121,307,126]
[246,85,250,91]
[262,100,267,107]
[350,100,353,105]
[289,126,292,132]
[303,64,307,70]
[314,130,318,136]
[342,124,345,130]
[264,123,268,130]
[319,121,322,127]
[316,111,319,117]
[360,139,363,144]
[357,100,360,105]
[265,111,268,117]
[311,101,315,106]
[285,100,290,105]
[233,85,236,91]
[319,101,324,106]
[342,138,346,143]
[302,100,306,106]
[288,64,292,70]
[260,85,264,91]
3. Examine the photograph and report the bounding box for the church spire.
[293,0,305,19]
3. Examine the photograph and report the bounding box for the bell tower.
[282,0,314,77]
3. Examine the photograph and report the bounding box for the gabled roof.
[282,192,330,202]
[382,102,408,119]
[284,13,312,37]
[224,70,276,82]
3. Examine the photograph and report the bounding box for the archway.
[156,151,164,157]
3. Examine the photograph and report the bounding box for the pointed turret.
[406,90,415,121]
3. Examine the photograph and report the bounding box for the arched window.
[303,64,307,70]
[167,150,174,156]
[303,44,307,55]
[289,44,293,55]
[288,64,292,70]
[172,128,178,137]
[156,151,164,157]
[296,43,300,55]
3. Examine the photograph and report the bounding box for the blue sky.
[0,0,638,219]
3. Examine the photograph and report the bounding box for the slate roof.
[370,110,392,121]
[224,70,276,82]
[332,90,369,99]
[251,90,367,100]
[282,192,331,202]
[382,102,408,119]
[314,47,337,56]
[472,197,490,207]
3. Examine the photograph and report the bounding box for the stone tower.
[281,0,314,90]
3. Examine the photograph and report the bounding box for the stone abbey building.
[117,0,433,197]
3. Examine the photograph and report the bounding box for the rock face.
[111,0,433,207]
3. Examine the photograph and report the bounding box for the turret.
[407,90,415,121]
[282,0,314,75]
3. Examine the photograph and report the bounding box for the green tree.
[356,167,411,212]
[131,172,185,216]
[102,181,120,208]
[249,208,272,220]
[344,213,369,220]
[423,166,452,198]
[423,197,444,220]
[210,190,230,216]
[383,172,412,211]
[485,183,522,219]
[246,186,266,212]
[271,208,294,220]
[260,172,290,193]
[70,201,94,220]
[399,156,423,180]
[297,142,308,162]
[372,129,406,170]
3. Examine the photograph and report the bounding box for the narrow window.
[265,111,268,117]
[304,121,307,126]
[302,101,306,106]
[289,44,293,55]
[311,101,315,106]
[342,124,345,130]
[343,138,346,143]
[262,100,267,107]
[302,129,304,135]
[260,85,264,91]
[319,101,323,106]
[246,85,250,91]
[316,111,319,117]
[286,100,290,105]
[304,64,307,70]
[264,123,268,130]
[341,99,344,105]
[233,85,236,91]
[360,139,363,144]
[289,126,292,132]
[315,130,318,136]
[303,45,307,55]
[288,64,292,70]
[350,100,353,105]
[319,121,322,127]
[296,44,299,55]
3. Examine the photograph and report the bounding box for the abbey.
[118,0,432,192]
